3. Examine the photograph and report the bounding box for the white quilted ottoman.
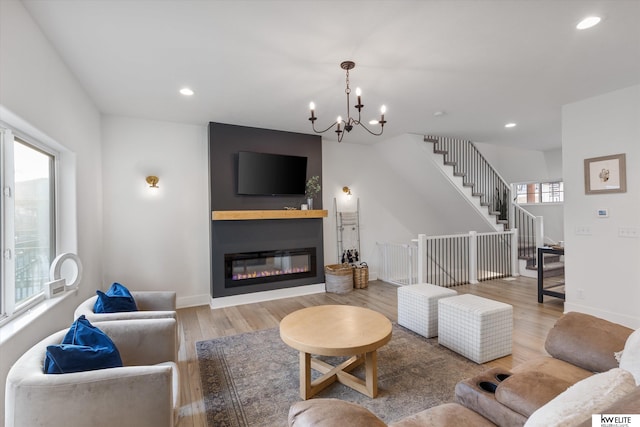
[438,294,513,363]
[397,283,458,338]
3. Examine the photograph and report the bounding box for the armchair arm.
[94,318,177,365]
[6,364,173,427]
[74,292,176,322]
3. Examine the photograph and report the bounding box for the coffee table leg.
[365,350,378,398]
[299,352,312,399]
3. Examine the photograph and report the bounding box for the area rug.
[196,324,486,427]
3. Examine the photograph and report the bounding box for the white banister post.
[511,228,520,277]
[535,216,544,248]
[417,234,426,283]
[469,231,478,284]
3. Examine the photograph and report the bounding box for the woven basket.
[325,263,353,294]
[353,263,369,289]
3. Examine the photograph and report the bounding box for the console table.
[537,246,565,303]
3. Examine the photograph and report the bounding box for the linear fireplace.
[225,248,317,288]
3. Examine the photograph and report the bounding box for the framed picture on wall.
[584,153,627,194]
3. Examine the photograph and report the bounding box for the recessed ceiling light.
[179,87,194,96]
[505,123,517,128]
[576,16,601,30]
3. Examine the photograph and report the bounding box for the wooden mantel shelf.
[212,209,328,221]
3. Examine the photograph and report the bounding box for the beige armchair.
[74,291,177,322]
[5,318,179,427]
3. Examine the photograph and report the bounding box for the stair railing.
[513,204,544,266]
[377,231,519,288]
[425,135,512,229]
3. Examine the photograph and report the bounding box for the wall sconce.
[146,175,159,188]
[342,186,352,199]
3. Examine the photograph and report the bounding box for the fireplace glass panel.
[225,248,316,287]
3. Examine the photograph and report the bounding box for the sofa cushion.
[495,371,574,417]
[511,356,593,385]
[44,315,123,374]
[94,282,138,313]
[391,403,496,427]
[524,368,636,427]
[619,328,640,385]
[288,398,387,427]
[545,312,632,373]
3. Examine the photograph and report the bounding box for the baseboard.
[177,293,211,309]
[209,283,326,309]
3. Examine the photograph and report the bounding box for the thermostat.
[597,208,609,218]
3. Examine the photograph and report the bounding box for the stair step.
[434,150,448,154]
[473,192,484,197]
[444,161,457,166]
[527,261,565,272]
[463,182,474,187]
[453,172,466,177]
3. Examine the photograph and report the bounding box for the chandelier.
[308,61,387,143]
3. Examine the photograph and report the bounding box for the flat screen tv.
[237,151,308,196]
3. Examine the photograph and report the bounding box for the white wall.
[475,142,561,183]
[0,0,103,420]
[562,85,640,328]
[101,116,210,307]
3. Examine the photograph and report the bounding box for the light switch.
[575,226,591,235]
[619,227,639,238]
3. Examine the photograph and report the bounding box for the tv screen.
[237,151,308,196]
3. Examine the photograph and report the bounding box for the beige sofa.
[289,312,639,427]
[5,318,179,427]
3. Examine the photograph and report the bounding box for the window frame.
[1,125,60,321]
[513,180,564,206]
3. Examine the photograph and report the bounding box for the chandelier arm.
[311,121,339,134]
[357,121,385,136]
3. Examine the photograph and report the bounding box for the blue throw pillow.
[45,344,123,374]
[45,315,123,374]
[94,282,138,313]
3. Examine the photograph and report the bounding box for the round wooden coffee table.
[279,305,392,399]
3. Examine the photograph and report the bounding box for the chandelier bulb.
[309,102,315,111]
[355,87,362,96]
[380,105,387,114]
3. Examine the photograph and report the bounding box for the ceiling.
[22,0,640,151]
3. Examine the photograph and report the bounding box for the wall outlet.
[577,288,585,300]
[619,227,640,238]
[575,226,591,235]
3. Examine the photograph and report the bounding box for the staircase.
[424,135,510,231]
[424,135,563,278]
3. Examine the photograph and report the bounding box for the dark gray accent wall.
[208,123,324,298]
[209,123,322,210]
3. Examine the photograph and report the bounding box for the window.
[514,181,563,205]
[1,128,57,319]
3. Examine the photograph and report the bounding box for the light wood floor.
[175,276,564,427]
